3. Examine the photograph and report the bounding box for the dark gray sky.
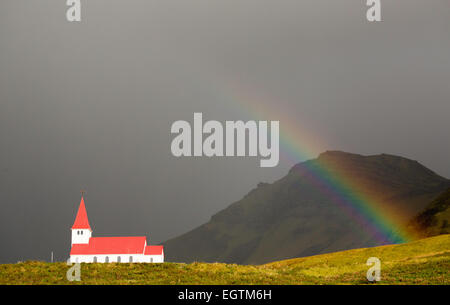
[0,0,449,263]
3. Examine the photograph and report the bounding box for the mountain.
[164,151,450,264]
[409,188,450,237]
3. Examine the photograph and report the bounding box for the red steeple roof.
[72,196,92,230]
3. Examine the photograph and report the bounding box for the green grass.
[1,235,449,285]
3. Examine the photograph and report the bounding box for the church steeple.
[71,195,92,245]
[71,196,91,231]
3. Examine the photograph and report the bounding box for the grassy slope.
[409,188,450,237]
[1,235,449,285]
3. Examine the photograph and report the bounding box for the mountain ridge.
[164,151,450,264]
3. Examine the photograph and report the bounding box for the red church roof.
[145,245,164,255]
[70,236,147,255]
[71,196,92,230]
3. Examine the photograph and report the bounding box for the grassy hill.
[164,151,450,264]
[1,235,448,285]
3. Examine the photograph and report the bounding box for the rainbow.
[224,82,417,244]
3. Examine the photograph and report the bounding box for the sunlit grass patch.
[0,235,448,285]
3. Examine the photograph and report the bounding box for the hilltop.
[164,151,450,264]
[0,235,448,285]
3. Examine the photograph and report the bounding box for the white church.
[69,196,164,263]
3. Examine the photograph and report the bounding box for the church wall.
[70,254,164,263]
